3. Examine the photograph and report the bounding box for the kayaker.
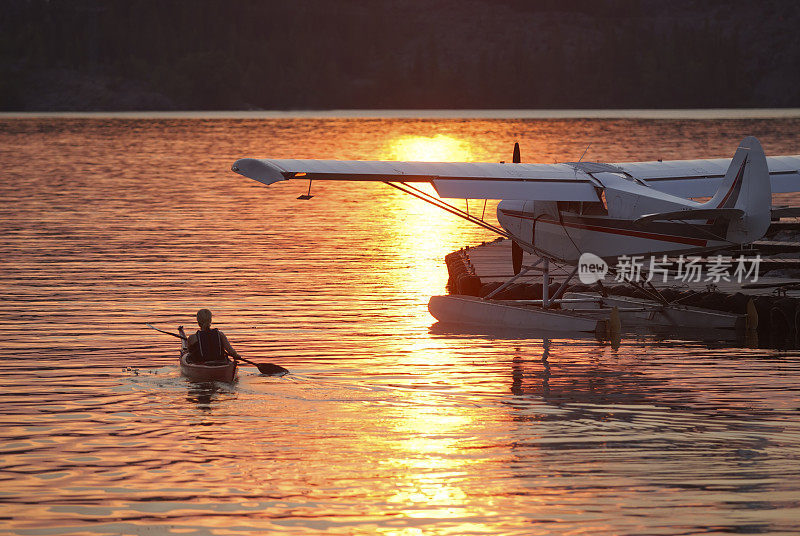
[178,309,241,364]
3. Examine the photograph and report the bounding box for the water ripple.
[1,116,799,535]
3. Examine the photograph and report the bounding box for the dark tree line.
[1,0,799,110]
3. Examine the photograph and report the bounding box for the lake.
[1,112,800,535]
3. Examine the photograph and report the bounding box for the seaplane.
[232,136,800,334]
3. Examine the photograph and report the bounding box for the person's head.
[196,309,212,330]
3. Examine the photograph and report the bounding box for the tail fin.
[701,136,771,243]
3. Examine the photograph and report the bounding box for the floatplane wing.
[233,158,601,201]
[611,155,800,197]
[233,154,800,201]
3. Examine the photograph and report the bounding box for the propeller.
[511,141,523,275]
[512,240,523,275]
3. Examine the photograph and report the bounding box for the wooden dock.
[450,238,800,296]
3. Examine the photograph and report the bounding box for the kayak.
[179,350,237,383]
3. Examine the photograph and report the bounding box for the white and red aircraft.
[232,136,800,332]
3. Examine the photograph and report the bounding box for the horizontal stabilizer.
[634,207,744,225]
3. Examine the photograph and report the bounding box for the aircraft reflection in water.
[428,319,777,412]
[504,338,780,414]
[509,339,679,406]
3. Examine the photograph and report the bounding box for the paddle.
[146,323,186,340]
[234,356,289,376]
[145,324,289,375]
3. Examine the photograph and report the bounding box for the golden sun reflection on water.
[380,184,484,310]
[388,135,474,162]
[382,397,498,531]
[371,131,506,528]
[380,134,492,308]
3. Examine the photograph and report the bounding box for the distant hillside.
[2,0,799,111]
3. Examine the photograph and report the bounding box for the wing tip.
[231,158,287,185]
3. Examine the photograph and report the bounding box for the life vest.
[193,328,225,363]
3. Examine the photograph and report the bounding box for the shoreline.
[3,108,800,120]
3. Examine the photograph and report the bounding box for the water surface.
[1,115,800,535]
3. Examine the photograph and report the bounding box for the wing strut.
[384,181,511,239]
[384,181,561,261]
